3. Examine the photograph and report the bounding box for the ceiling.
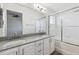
[19,3,79,15]
[40,3,79,15]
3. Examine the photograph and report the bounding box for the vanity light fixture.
[34,4,47,13]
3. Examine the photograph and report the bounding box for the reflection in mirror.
[7,10,22,37]
[35,17,47,33]
[0,8,3,37]
[0,9,3,28]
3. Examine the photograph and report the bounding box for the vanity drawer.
[35,40,43,47]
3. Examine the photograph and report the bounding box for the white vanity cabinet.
[19,43,35,55]
[0,36,55,55]
[0,48,19,55]
[44,38,50,55]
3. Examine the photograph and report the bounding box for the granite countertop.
[0,34,55,52]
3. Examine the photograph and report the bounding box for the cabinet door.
[35,40,44,55]
[0,48,18,55]
[50,37,55,53]
[20,43,35,55]
[44,38,50,55]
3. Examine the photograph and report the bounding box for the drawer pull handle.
[38,50,42,52]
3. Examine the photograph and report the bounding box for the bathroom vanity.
[0,6,55,55]
[0,35,55,55]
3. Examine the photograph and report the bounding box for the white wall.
[0,3,46,37]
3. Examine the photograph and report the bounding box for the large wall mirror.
[0,9,3,28]
[7,10,22,37]
[0,8,3,37]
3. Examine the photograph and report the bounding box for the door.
[0,48,18,55]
